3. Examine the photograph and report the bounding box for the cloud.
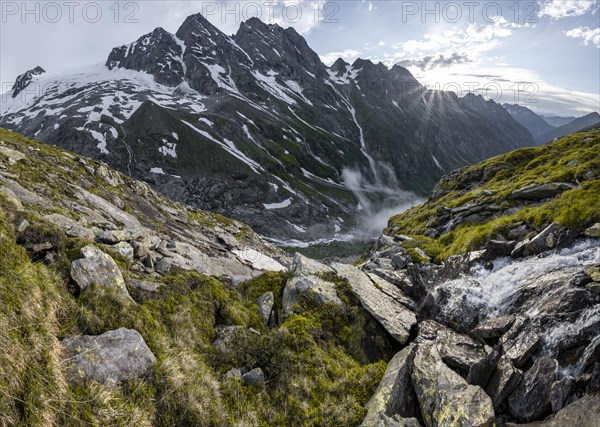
[319,49,363,65]
[398,53,471,70]
[538,0,598,20]
[396,17,519,61]
[565,26,600,47]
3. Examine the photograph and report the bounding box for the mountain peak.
[11,66,45,98]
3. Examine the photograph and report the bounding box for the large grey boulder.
[70,244,129,297]
[331,262,417,344]
[506,394,600,427]
[282,275,343,314]
[508,357,557,422]
[362,345,418,426]
[62,328,156,384]
[411,345,495,427]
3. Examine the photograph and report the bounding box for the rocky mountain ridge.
[1,13,534,241]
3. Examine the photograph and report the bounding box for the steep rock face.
[106,27,184,86]
[1,13,535,240]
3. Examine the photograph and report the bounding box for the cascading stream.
[432,239,600,375]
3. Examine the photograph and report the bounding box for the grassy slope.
[386,129,600,262]
[0,129,387,427]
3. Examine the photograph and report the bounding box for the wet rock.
[282,275,343,315]
[332,262,417,344]
[550,377,574,413]
[362,345,418,426]
[510,182,574,201]
[70,244,129,296]
[417,321,490,376]
[62,328,156,384]
[584,223,600,238]
[467,347,501,388]
[506,393,600,427]
[508,356,557,422]
[484,239,518,259]
[512,223,559,258]
[411,345,495,427]
[485,355,522,411]
[471,315,516,340]
[242,367,264,386]
[256,291,274,325]
[568,271,593,287]
[504,330,541,369]
[421,280,485,332]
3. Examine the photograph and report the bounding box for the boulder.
[332,262,417,344]
[506,394,600,427]
[503,330,541,369]
[292,253,334,276]
[256,291,274,324]
[411,345,495,427]
[471,315,516,340]
[62,328,156,384]
[550,377,574,413]
[110,241,134,260]
[584,223,600,238]
[421,280,486,332]
[485,355,522,410]
[282,275,343,315]
[128,279,161,292]
[391,254,408,270]
[70,244,129,296]
[511,223,559,258]
[510,182,574,201]
[242,368,265,386]
[15,218,29,232]
[211,325,245,351]
[223,368,243,381]
[362,345,418,426]
[367,413,422,427]
[508,356,557,422]
[484,239,518,259]
[417,321,490,377]
[96,230,128,244]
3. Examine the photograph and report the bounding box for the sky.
[1,0,599,116]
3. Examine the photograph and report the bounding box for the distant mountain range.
[503,104,600,145]
[1,13,535,240]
